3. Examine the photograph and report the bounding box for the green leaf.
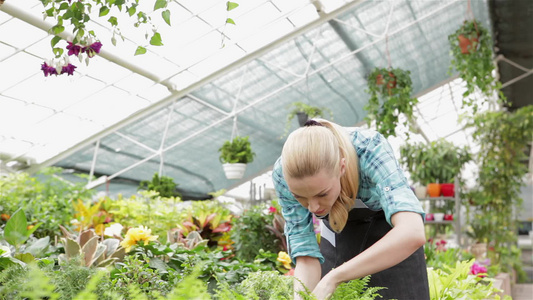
[4,209,28,247]
[128,6,136,17]
[226,1,239,11]
[154,0,167,10]
[150,32,163,46]
[108,16,118,27]
[52,47,63,58]
[162,9,171,26]
[99,6,110,17]
[226,18,235,25]
[135,46,147,55]
[50,36,62,48]
[52,25,65,35]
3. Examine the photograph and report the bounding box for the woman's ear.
[340,158,346,176]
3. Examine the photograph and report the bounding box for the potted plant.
[138,172,182,198]
[218,136,255,180]
[448,20,506,112]
[400,138,471,197]
[364,67,418,137]
[283,102,332,136]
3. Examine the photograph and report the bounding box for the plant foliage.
[400,139,471,185]
[464,106,533,278]
[139,173,182,199]
[365,67,418,137]
[218,136,255,164]
[448,20,506,112]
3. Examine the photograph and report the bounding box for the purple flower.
[83,42,103,58]
[41,62,58,77]
[61,63,77,76]
[66,42,83,56]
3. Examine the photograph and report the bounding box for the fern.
[331,276,385,300]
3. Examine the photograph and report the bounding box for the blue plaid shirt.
[272,127,425,264]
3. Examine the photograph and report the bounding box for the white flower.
[104,223,124,237]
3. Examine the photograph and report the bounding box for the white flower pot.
[433,213,444,222]
[222,163,247,179]
[414,186,427,199]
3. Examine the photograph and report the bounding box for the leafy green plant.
[230,204,280,262]
[464,106,533,279]
[448,20,506,112]
[107,192,183,243]
[57,227,125,268]
[139,173,182,199]
[400,138,472,185]
[365,67,418,137]
[218,136,255,164]
[427,259,506,300]
[0,167,94,238]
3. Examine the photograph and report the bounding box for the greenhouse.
[0,0,532,299]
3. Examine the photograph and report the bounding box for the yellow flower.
[277,251,292,269]
[120,226,158,252]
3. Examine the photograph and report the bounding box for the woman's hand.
[312,272,339,300]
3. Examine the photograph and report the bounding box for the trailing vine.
[448,20,506,112]
[364,67,418,137]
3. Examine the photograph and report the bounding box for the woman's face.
[286,167,343,217]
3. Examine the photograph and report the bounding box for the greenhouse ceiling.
[0,0,528,199]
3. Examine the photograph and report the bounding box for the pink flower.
[470,262,487,277]
[269,206,277,213]
[66,42,83,56]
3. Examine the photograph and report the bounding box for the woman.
[272,119,429,300]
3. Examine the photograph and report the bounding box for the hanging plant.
[364,67,418,137]
[448,20,506,112]
[283,102,332,136]
[218,136,255,179]
[35,0,239,75]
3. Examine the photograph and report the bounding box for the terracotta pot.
[376,72,397,89]
[427,183,441,197]
[458,34,479,54]
[440,183,455,197]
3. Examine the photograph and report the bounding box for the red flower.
[269,206,277,213]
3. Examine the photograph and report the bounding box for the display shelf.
[420,178,462,246]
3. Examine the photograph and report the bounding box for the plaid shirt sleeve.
[354,129,426,225]
[272,157,324,264]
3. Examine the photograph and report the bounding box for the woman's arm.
[294,256,322,299]
[312,211,425,299]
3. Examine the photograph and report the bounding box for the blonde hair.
[281,119,359,232]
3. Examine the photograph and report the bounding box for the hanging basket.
[222,163,247,180]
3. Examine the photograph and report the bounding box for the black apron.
[319,207,430,300]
